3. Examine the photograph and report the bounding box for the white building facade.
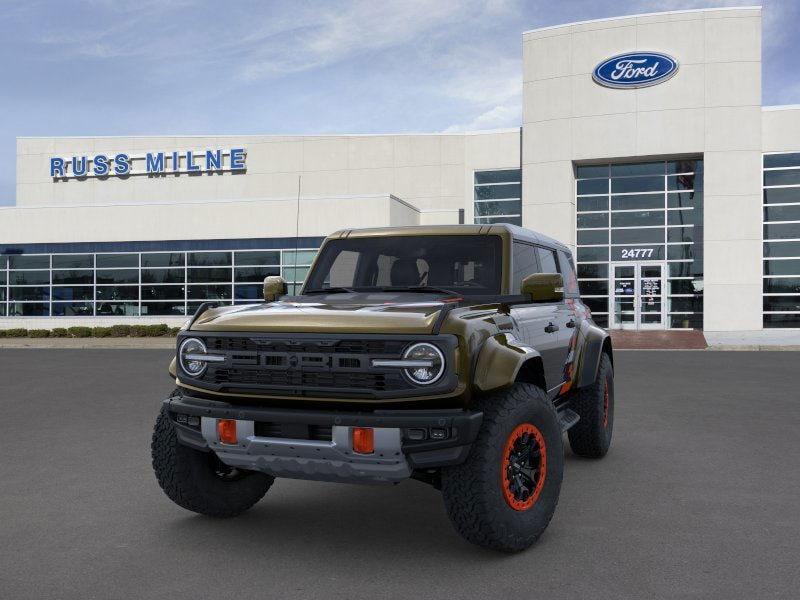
[2,6,799,335]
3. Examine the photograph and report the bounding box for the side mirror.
[521,273,564,303]
[263,275,288,302]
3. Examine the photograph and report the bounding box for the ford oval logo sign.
[593,52,679,89]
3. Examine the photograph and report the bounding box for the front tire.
[151,409,274,517]
[441,383,564,552]
[568,352,614,458]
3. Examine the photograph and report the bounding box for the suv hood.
[190,298,451,335]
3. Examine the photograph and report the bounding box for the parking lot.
[1,349,798,599]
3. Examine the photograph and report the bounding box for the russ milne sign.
[50,148,246,179]
[592,52,678,89]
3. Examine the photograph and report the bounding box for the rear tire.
[441,383,564,552]
[568,353,614,458]
[151,409,274,517]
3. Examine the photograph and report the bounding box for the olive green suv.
[152,224,614,552]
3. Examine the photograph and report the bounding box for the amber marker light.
[352,427,375,454]
[217,419,238,445]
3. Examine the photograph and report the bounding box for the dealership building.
[2,6,799,337]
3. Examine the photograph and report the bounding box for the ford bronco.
[152,224,614,552]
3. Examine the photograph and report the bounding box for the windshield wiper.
[303,287,356,295]
[378,286,461,296]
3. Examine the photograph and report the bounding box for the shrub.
[109,324,132,337]
[146,324,170,337]
[28,329,51,338]
[67,326,92,338]
[130,325,149,338]
[91,327,113,338]
[0,330,5,338]
[4,328,28,338]
[51,328,69,338]
[168,327,181,336]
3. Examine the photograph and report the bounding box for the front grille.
[253,421,333,441]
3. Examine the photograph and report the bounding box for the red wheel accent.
[602,380,610,429]
[501,423,547,511]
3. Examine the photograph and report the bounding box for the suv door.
[510,242,571,393]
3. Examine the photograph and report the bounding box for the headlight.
[403,343,445,385]
[179,337,208,377]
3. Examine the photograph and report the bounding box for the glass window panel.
[577,212,608,228]
[764,314,800,327]
[610,162,664,177]
[577,230,608,245]
[667,245,694,260]
[536,247,559,274]
[764,223,800,240]
[234,284,263,300]
[8,302,49,316]
[611,194,664,210]
[0,255,6,269]
[141,302,186,316]
[667,191,702,209]
[141,253,185,268]
[610,228,664,244]
[763,278,800,294]
[558,251,579,296]
[577,179,608,195]
[764,259,800,275]
[583,297,608,313]
[668,209,699,226]
[576,165,609,178]
[668,227,694,244]
[52,302,94,316]
[669,297,703,312]
[764,153,800,168]
[667,174,698,191]
[142,268,185,284]
[283,266,310,282]
[669,262,696,277]
[764,241,800,258]
[187,251,231,267]
[96,269,138,284]
[9,255,49,269]
[234,266,280,283]
[187,267,231,283]
[513,242,538,293]
[670,314,703,329]
[764,205,800,222]
[282,250,317,266]
[474,184,521,200]
[577,196,608,212]
[10,287,49,301]
[9,270,50,285]
[579,280,608,295]
[577,247,609,262]
[764,170,800,187]
[141,285,185,300]
[763,188,800,205]
[0,271,5,285]
[474,170,521,184]
[234,251,280,266]
[52,254,93,269]
[763,296,800,312]
[668,279,703,295]
[53,286,94,301]
[52,270,93,285]
[611,176,663,194]
[667,160,702,174]
[0,288,5,301]
[96,286,138,301]
[187,284,232,300]
[611,210,664,228]
[474,216,522,225]
[0,304,5,316]
[474,199,522,217]
[577,264,608,279]
[96,302,139,316]
[96,254,137,268]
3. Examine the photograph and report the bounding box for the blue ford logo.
[593,52,678,89]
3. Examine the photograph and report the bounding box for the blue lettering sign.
[93,154,109,176]
[593,52,678,89]
[146,152,165,173]
[113,153,130,175]
[186,150,200,172]
[72,156,88,177]
[230,148,246,170]
[171,151,180,171]
[205,149,221,170]
[50,158,65,177]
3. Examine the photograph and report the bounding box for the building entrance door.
[610,262,666,330]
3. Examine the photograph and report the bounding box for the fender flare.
[576,324,613,389]
[473,333,544,393]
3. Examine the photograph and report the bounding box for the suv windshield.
[303,235,503,295]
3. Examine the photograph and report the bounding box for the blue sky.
[1,0,798,206]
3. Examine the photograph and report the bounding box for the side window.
[558,250,579,296]
[512,242,538,293]
[536,247,560,274]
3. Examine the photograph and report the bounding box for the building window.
[575,159,704,330]
[474,169,522,226]
[763,153,800,328]
[0,246,318,318]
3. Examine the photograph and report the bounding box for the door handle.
[566,319,576,328]
[544,322,559,333]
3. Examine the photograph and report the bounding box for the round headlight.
[179,337,208,377]
[403,343,445,385]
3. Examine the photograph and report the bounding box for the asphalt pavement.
[1,349,798,599]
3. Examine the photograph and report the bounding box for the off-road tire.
[568,353,614,458]
[151,408,274,517]
[441,383,564,552]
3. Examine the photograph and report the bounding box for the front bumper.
[164,393,483,484]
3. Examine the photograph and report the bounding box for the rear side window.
[512,242,539,293]
[536,247,560,274]
[558,251,579,296]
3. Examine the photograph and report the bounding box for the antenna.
[293,175,301,293]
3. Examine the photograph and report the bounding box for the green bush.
[67,326,92,338]
[109,324,132,337]
[51,328,69,338]
[146,324,170,337]
[28,329,51,338]
[129,325,149,337]
[91,327,113,338]
[168,327,181,336]
[0,330,5,338]
[4,328,28,338]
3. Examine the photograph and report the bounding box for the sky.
[1,0,799,206]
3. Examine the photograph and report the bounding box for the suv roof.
[328,224,571,254]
